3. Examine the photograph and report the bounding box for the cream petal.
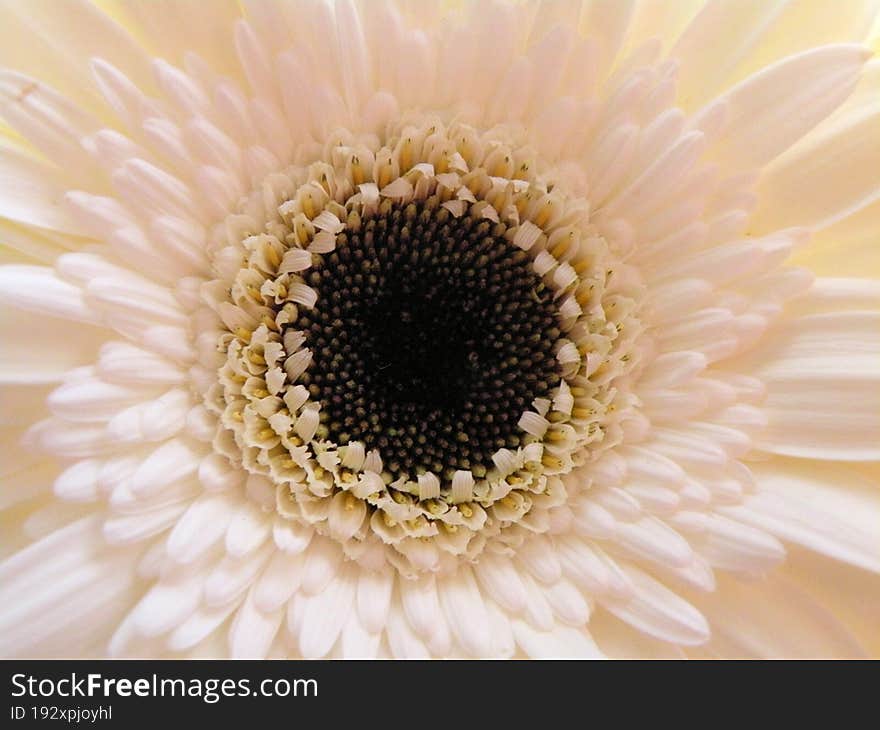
[0,457,55,509]
[271,518,313,554]
[696,572,866,658]
[0,219,74,264]
[610,516,695,569]
[672,511,786,576]
[515,534,563,584]
[108,0,242,79]
[519,572,555,632]
[672,0,789,109]
[0,309,106,385]
[722,459,880,574]
[673,0,876,109]
[729,0,879,81]
[0,0,154,113]
[751,59,880,233]
[555,536,614,594]
[786,277,880,318]
[780,546,880,657]
[0,514,100,594]
[0,146,93,236]
[53,459,100,502]
[795,198,880,277]
[1,551,139,657]
[743,310,880,460]
[696,45,870,169]
[0,70,104,182]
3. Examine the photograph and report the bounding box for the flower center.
[202,116,644,574]
[297,199,562,484]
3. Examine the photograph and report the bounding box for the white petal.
[298,563,356,658]
[611,516,696,569]
[674,512,786,576]
[0,516,140,657]
[544,579,591,627]
[437,567,493,657]
[97,340,185,386]
[204,544,272,607]
[225,500,271,558]
[300,537,343,595]
[515,534,563,584]
[53,459,101,502]
[386,600,431,659]
[601,563,710,646]
[0,264,101,325]
[47,374,150,422]
[129,439,201,496]
[356,568,393,635]
[398,574,449,652]
[166,602,240,653]
[166,494,239,564]
[473,553,527,614]
[340,611,382,658]
[253,549,304,614]
[129,573,203,638]
[229,589,284,659]
[589,609,686,659]
[103,502,189,545]
[512,621,604,659]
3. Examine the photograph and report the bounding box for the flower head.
[0,0,878,658]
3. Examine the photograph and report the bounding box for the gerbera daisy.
[0,0,878,658]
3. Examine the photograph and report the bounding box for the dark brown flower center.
[292,199,562,483]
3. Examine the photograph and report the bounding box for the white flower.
[0,0,878,659]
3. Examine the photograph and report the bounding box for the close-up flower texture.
[0,0,878,659]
